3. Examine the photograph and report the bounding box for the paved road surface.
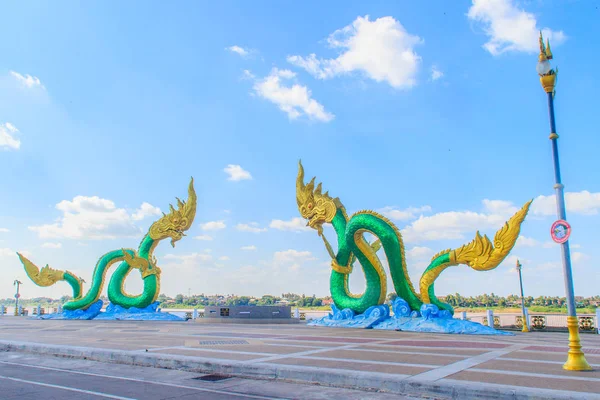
[1,319,598,398]
[0,352,429,400]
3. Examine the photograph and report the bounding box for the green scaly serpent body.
[62,235,159,311]
[329,209,439,315]
[296,161,531,318]
[18,178,197,312]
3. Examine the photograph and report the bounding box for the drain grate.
[196,340,249,346]
[192,374,232,382]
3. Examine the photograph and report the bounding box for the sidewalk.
[0,318,598,399]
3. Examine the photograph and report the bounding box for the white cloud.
[287,15,423,89]
[532,261,561,272]
[0,122,21,150]
[131,202,162,221]
[467,0,566,56]
[236,222,267,233]
[42,242,62,249]
[269,217,311,232]
[0,248,14,257]
[252,68,334,122]
[404,246,435,272]
[378,205,432,221]
[400,198,533,243]
[401,209,507,243]
[532,191,600,216]
[572,252,590,264]
[406,246,434,259]
[163,252,212,262]
[516,236,564,249]
[226,45,249,57]
[10,71,44,89]
[241,245,257,251]
[273,249,315,263]
[199,221,226,231]
[242,70,255,80]
[482,199,519,216]
[160,253,215,275]
[194,235,213,241]
[430,66,444,81]
[273,249,316,272]
[218,256,230,261]
[0,228,9,233]
[224,164,252,181]
[28,196,143,240]
[516,236,539,248]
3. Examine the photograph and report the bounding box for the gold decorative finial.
[538,31,553,62]
[538,31,546,61]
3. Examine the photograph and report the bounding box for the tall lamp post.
[13,280,22,316]
[515,260,529,333]
[537,32,591,371]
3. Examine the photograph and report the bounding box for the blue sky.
[1,0,599,301]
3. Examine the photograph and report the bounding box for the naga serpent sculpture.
[17,178,197,311]
[296,161,531,316]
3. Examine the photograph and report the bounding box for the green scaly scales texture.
[62,235,158,311]
[329,209,453,315]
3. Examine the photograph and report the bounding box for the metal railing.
[468,312,597,333]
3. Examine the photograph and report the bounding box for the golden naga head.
[148,177,197,247]
[296,160,338,233]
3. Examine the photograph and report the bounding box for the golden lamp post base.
[563,316,592,371]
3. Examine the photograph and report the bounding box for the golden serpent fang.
[17,178,197,311]
[296,161,531,315]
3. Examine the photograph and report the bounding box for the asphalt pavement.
[1,318,598,399]
[0,352,429,400]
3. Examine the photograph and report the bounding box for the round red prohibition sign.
[551,219,571,244]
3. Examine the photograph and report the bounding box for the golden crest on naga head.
[149,177,197,247]
[296,160,337,232]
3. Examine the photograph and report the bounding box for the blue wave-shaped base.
[38,300,104,320]
[37,300,184,321]
[307,303,390,328]
[310,299,512,335]
[93,302,184,321]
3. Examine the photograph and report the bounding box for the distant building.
[322,298,334,306]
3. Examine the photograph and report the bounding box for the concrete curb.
[0,340,597,400]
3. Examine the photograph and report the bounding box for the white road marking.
[296,355,440,369]
[407,344,527,382]
[0,360,288,400]
[344,347,470,359]
[249,343,362,363]
[0,375,136,400]
[159,346,273,357]
[248,339,405,364]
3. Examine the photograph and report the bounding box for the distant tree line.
[3,293,598,310]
